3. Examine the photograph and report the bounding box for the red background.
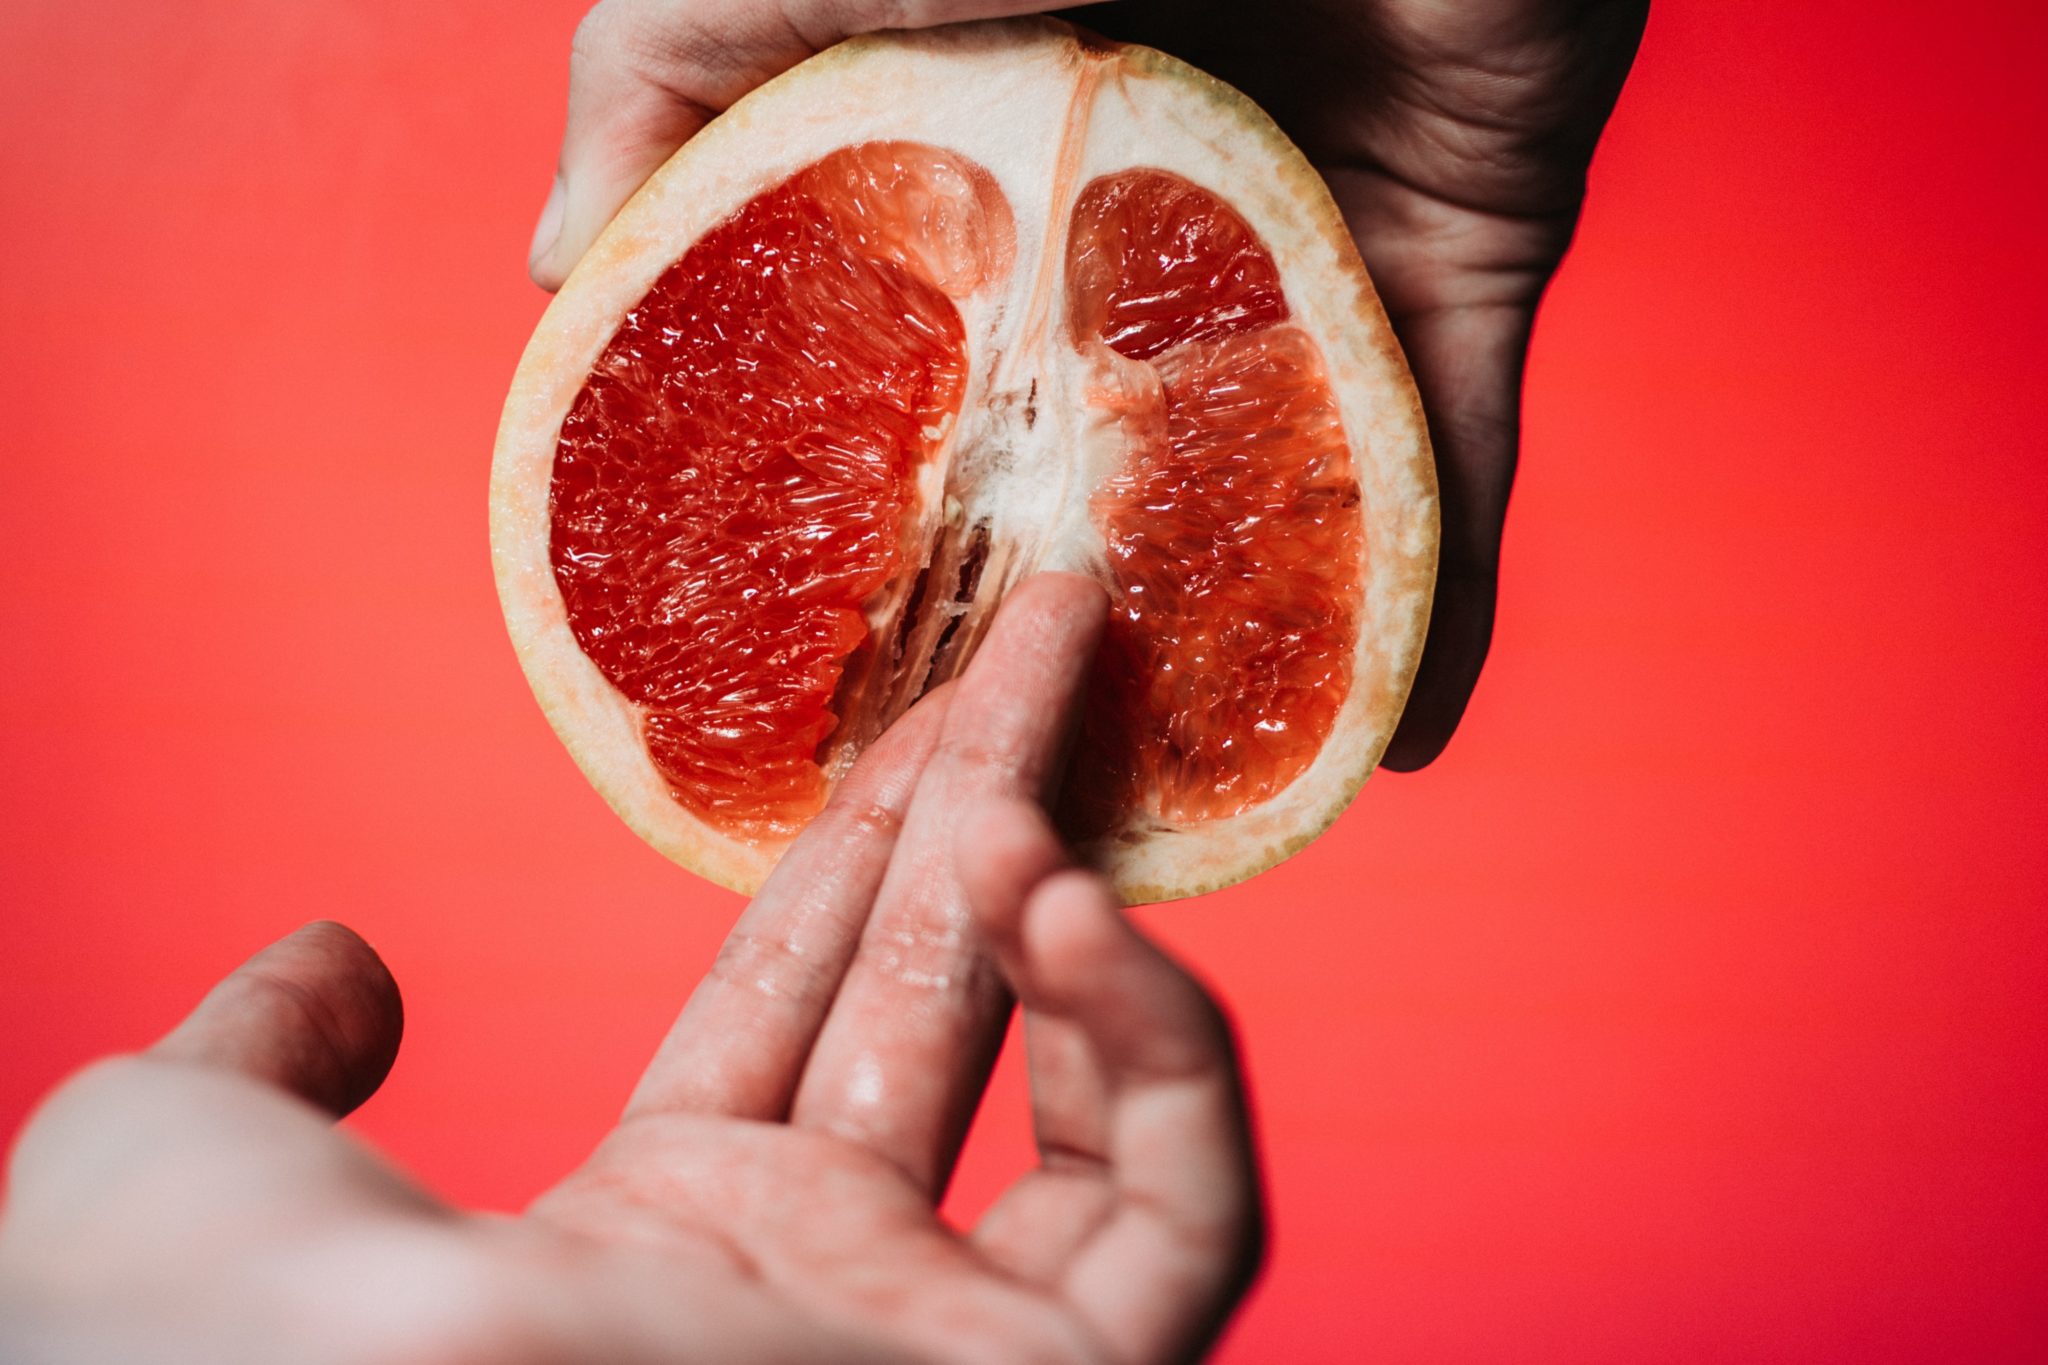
[3,1,2044,1359]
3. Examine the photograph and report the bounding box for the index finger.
[787,572,1107,1193]
[623,682,953,1121]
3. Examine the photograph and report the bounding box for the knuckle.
[571,0,684,87]
[568,0,625,67]
[935,730,1027,782]
[845,0,917,36]
[572,0,745,101]
[846,920,987,996]
[708,928,825,1005]
[839,797,902,840]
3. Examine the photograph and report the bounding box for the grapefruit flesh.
[550,145,994,834]
[493,20,1438,899]
[550,148,1359,839]
[1065,170,1362,830]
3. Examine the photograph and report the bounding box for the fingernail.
[528,174,566,274]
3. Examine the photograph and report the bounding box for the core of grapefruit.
[492,19,1438,903]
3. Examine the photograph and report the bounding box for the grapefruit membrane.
[493,19,1437,901]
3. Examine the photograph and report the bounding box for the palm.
[535,1116,1087,1358]
[1,578,1256,1365]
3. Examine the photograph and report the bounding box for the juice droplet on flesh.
[550,144,1000,835]
[1065,169,1365,828]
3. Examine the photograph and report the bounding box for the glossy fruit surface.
[493,19,1437,900]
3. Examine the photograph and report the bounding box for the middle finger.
[788,572,1106,1194]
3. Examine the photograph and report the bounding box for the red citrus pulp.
[493,20,1436,900]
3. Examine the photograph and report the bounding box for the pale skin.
[527,0,1649,768]
[0,576,1262,1364]
[1,5,1647,1359]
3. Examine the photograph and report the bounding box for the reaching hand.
[525,0,1648,769]
[0,576,1262,1365]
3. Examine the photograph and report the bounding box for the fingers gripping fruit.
[492,19,1438,901]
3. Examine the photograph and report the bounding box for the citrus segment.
[495,20,1438,900]
[1066,170,1364,827]
[549,143,1001,835]
[1066,169,1289,363]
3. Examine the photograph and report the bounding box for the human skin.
[0,4,1652,1350]
[526,0,1650,769]
[0,576,1262,1364]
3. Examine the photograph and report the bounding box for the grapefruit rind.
[491,18,1437,903]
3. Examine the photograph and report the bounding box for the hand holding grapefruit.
[494,19,1438,899]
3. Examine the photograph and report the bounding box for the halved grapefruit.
[492,18,1437,903]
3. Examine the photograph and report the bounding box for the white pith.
[492,19,1438,902]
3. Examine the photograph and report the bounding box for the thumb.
[152,920,404,1118]
[529,0,721,290]
[528,0,1113,290]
